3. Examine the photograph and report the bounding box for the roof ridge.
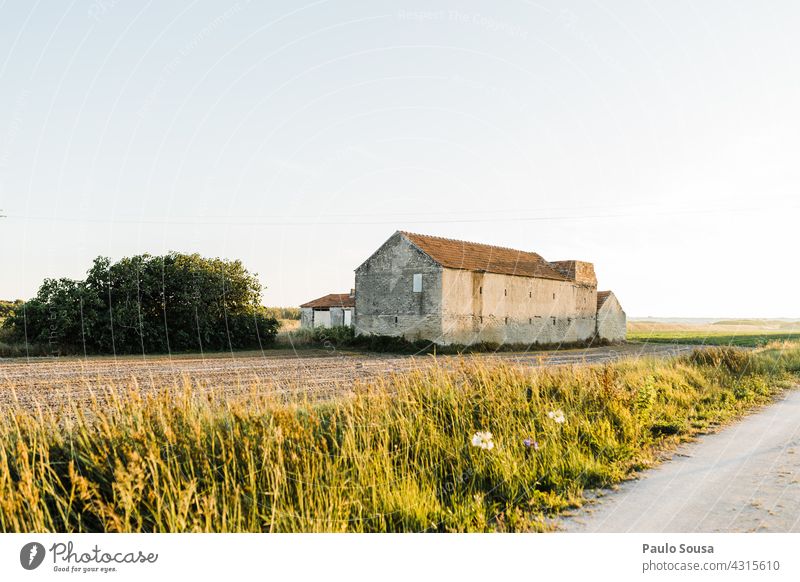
[300,292,355,308]
[398,231,569,281]
[399,231,545,258]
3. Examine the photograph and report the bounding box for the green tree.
[0,299,23,320]
[3,253,278,354]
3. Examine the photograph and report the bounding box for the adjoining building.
[299,291,355,329]
[595,290,626,342]
[353,231,625,345]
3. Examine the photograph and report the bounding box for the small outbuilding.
[596,290,626,342]
[300,291,355,329]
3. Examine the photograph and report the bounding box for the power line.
[5,204,795,227]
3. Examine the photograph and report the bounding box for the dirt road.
[0,342,692,408]
[559,388,800,533]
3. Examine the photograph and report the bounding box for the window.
[479,286,482,294]
[479,316,483,324]
[529,318,532,324]
[412,273,422,293]
[504,317,508,325]
[553,293,556,300]
[504,289,507,296]
[529,291,532,298]
[394,316,398,324]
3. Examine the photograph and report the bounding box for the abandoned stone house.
[299,292,355,328]
[350,231,626,345]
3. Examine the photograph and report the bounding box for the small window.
[529,318,532,324]
[504,289,507,296]
[529,291,532,298]
[479,316,483,324]
[412,273,422,293]
[552,293,556,300]
[553,319,556,326]
[394,316,398,324]
[479,286,482,294]
[504,317,508,324]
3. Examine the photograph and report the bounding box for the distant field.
[628,320,800,347]
[278,318,301,332]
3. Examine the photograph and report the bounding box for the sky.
[0,0,798,318]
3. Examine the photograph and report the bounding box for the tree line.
[1,253,279,355]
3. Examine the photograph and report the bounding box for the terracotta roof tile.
[400,231,569,281]
[597,290,612,309]
[300,293,355,309]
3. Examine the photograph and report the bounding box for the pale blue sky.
[0,1,797,317]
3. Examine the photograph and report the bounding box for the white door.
[344,309,352,326]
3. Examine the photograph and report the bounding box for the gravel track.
[558,387,800,532]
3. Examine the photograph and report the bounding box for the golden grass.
[0,343,798,532]
[277,319,301,332]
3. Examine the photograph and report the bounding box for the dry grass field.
[628,319,800,347]
[0,343,693,410]
[2,320,798,532]
[0,342,797,532]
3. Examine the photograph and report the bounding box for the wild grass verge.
[0,343,798,532]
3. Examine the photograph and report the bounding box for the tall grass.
[0,343,798,532]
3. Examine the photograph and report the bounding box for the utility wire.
[5,203,795,227]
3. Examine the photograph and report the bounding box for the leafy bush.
[312,325,356,345]
[280,326,602,355]
[0,299,22,320]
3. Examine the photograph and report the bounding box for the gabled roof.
[300,293,355,309]
[597,290,613,309]
[400,231,569,281]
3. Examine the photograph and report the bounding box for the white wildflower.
[548,409,566,424]
[471,431,494,450]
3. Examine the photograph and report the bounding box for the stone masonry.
[353,231,626,345]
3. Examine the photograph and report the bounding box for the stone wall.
[352,232,616,346]
[354,232,444,340]
[596,292,627,342]
[300,307,314,329]
[440,268,597,345]
[549,260,597,286]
